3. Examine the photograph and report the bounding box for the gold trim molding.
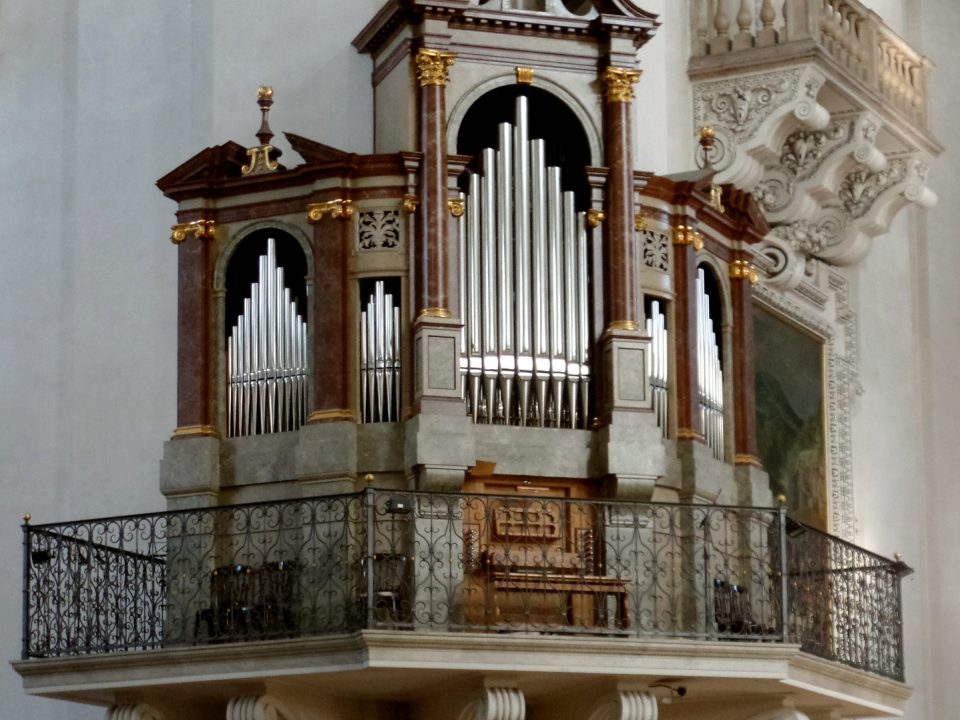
[730,259,760,285]
[416,49,456,87]
[600,67,641,104]
[515,66,534,85]
[586,208,605,228]
[170,220,215,245]
[448,198,465,218]
[403,194,419,213]
[307,409,356,424]
[172,425,218,438]
[676,427,705,442]
[672,225,703,251]
[306,199,354,223]
[418,307,452,319]
[607,320,640,332]
[734,453,764,468]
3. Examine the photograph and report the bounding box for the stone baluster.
[782,0,817,42]
[709,0,731,54]
[757,0,779,47]
[695,0,711,56]
[733,0,754,50]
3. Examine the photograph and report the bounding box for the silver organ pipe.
[360,280,401,423]
[457,95,590,428]
[227,238,308,437]
[645,300,668,438]
[696,268,724,460]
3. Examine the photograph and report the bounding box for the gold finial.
[364,473,375,486]
[22,513,31,524]
[515,66,534,85]
[600,67,641,104]
[416,49,456,87]
[775,494,787,506]
[256,86,274,146]
[895,551,903,562]
[241,85,281,176]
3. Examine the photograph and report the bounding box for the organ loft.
[18,2,934,717]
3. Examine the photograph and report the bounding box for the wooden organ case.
[157,1,773,635]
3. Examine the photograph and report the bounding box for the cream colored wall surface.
[0,2,381,717]
[916,2,960,718]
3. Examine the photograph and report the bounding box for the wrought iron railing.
[21,490,907,680]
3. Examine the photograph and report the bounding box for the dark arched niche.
[456,85,591,211]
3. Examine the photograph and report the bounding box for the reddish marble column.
[730,257,762,466]
[415,48,456,319]
[307,201,353,423]
[173,221,216,437]
[672,226,704,441]
[600,67,641,330]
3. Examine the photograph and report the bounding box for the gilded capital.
[170,219,215,245]
[601,67,641,104]
[416,49,456,87]
[730,259,760,285]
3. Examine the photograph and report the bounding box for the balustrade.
[690,0,929,127]
[21,490,908,680]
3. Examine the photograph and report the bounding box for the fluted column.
[416,48,456,318]
[172,219,216,438]
[730,256,761,467]
[306,199,354,423]
[601,66,641,331]
[672,225,704,442]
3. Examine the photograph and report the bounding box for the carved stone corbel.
[226,694,295,720]
[458,684,526,720]
[105,704,167,720]
[587,689,658,720]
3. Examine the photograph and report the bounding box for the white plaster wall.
[0,2,379,717]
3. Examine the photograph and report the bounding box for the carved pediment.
[284,132,350,165]
[156,141,248,199]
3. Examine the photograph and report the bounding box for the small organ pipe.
[359,280,401,424]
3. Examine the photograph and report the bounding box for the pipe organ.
[696,268,724,460]
[645,300,668,437]
[226,238,308,437]
[360,280,401,423]
[458,96,590,428]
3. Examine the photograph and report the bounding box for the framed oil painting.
[753,306,828,531]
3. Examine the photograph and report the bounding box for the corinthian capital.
[416,48,456,87]
[601,67,642,103]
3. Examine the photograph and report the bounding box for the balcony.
[689,0,940,268]
[19,489,908,689]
